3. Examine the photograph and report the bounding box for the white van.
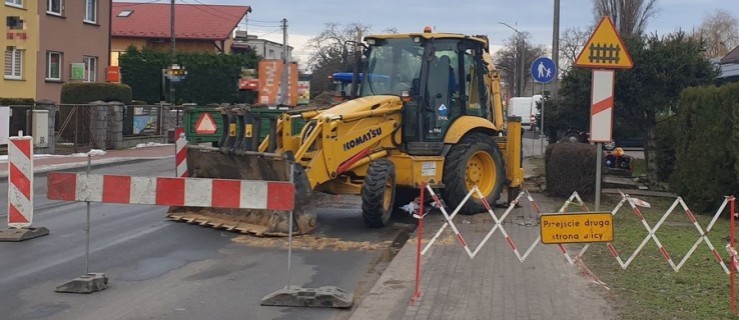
[507,95,542,131]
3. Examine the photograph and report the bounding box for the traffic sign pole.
[574,16,633,211]
[540,82,545,155]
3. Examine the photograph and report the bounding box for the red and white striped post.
[174,127,188,177]
[0,135,50,241]
[412,181,426,303]
[730,196,737,314]
[590,69,615,211]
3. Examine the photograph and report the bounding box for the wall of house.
[37,0,111,103]
[111,37,221,66]
[233,38,293,61]
[1,1,39,99]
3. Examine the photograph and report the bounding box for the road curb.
[0,156,172,178]
[349,231,418,320]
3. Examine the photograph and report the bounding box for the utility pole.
[279,18,288,105]
[169,0,176,104]
[552,0,560,99]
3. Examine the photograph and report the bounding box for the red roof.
[112,3,251,41]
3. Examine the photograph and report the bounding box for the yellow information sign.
[540,212,613,244]
[575,16,634,69]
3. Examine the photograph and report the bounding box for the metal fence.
[1,103,187,154]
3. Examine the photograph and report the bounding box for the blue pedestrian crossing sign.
[531,57,557,83]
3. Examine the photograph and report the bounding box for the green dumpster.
[184,106,306,147]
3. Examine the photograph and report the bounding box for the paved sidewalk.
[351,156,614,320]
[0,145,174,177]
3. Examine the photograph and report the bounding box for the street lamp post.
[499,22,524,97]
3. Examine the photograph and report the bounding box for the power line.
[188,0,244,18]
[258,28,282,38]
[247,22,282,28]
[247,19,281,24]
[178,0,244,21]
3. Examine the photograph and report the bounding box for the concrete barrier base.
[261,285,353,308]
[55,273,108,294]
[0,227,50,242]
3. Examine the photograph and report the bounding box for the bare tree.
[697,9,739,58]
[558,27,592,73]
[493,32,547,98]
[592,0,660,38]
[306,23,371,97]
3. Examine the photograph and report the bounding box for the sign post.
[531,57,557,155]
[575,16,634,210]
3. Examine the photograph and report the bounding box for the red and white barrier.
[47,172,294,211]
[726,196,737,314]
[8,136,33,228]
[174,127,188,177]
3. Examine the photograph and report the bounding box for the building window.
[5,0,23,8]
[46,51,62,80]
[118,10,133,17]
[83,56,97,82]
[47,0,63,16]
[7,16,25,30]
[84,0,96,23]
[4,48,23,80]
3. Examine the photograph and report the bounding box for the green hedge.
[0,98,34,105]
[669,83,739,213]
[546,142,598,198]
[60,82,132,104]
[118,46,258,105]
[653,116,678,181]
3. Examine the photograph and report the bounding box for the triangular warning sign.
[195,113,218,134]
[575,16,634,69]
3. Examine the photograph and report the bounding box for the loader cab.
[360,34,491,155]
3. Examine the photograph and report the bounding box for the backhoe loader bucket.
[166,105,316,236]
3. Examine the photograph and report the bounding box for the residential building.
[2,0,39,99]
[231,31,293,61]
[37,0,112,102]
[717,45,739,84]
[1,0,111,102]
[111,2,251,66]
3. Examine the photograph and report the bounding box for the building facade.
[2,0,39,99]
[2,0,111,102]
[37,0,111,102]
[231,31,293,61]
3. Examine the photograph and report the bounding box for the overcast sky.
[118,0,739,66]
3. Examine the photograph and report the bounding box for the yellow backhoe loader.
[167,29,525,235]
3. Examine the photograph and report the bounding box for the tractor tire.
[443,133,505,215]
[361,159,396,227]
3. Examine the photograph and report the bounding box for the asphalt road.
[0,159,411,320]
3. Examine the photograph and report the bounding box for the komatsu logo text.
[343,128,382,151]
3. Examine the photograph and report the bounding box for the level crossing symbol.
[575,16,634,69]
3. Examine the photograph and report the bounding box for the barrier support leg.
[260,162,353,308]
[0,227,50,242]
[55,155,108,294]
